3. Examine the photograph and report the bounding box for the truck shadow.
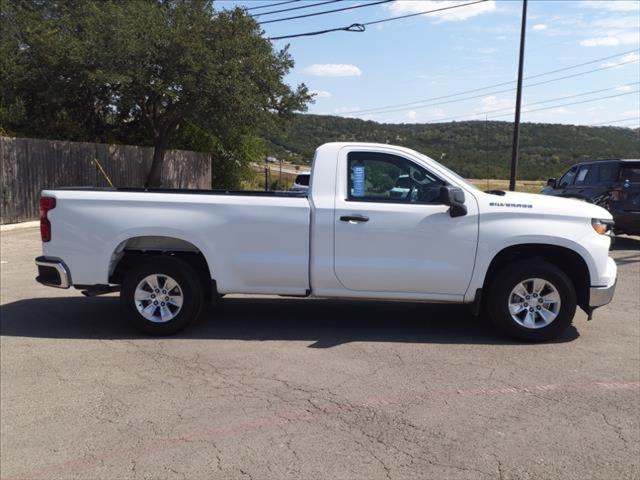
[611,236,640,265]
[0,296,578,347]
[612,235,640,251]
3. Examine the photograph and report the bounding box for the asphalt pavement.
[1,227,639,479]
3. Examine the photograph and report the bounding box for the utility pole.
[509,0,527,191]
[485,116,489,191]
[264,156,269,191]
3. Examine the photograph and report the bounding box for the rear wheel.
[487,260,576,342]
[121,257,203,335]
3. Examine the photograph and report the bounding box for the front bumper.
[589,281,616,308]
[35,256,71,289]
[588,254,617,309]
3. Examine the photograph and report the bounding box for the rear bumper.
[35,256,71,289]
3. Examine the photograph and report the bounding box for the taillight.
[40,196,56,242]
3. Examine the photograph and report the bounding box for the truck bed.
[55,186,308,197]
[42,187,312,295]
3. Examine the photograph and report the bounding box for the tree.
[1,0,311,187]
[260,115,640,180]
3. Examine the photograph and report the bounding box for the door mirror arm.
[439,186,467,217]
[547,178,557,188]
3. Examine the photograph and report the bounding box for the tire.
[487,260,576,342]
[121,256,203,335]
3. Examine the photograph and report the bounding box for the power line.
[267,0,488,38]
[350,86,514,116]
[259,0,393,25]
[488,90,639,119]
[341,58,639,117]
[430,90,639,124]
[347,58,640,115]
[418,82,639,123]
[355,87,513,116]
[523,83,639,109]
[247,0,301,12]
[339,49,639,115]
[268,23,366,40]
[362,0,487,27]
[589,117,640,127]
[419,91,638,125]
[470,83,638,120]
[252,0,342,17]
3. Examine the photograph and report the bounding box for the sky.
[216,0,640,128]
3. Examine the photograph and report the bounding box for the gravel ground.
[1,227,639,480]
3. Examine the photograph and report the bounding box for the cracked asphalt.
[1,227,639,480]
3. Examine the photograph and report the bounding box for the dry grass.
[470,179,545,194]
[241,170,298,191]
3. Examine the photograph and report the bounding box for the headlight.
[592,218,614,235]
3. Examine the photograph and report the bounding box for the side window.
[574,165,593,186]
[347,151,445,204]
[558,166,577,188]
[619,165,640,183]
[598,164,619,183]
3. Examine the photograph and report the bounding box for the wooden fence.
[0,136,211,224]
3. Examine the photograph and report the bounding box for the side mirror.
[439,186,467,217]
[547,178,557,188]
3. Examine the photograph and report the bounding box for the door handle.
[340,215,369,223]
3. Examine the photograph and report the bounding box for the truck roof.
[318,144,640,166]
[316,142,428,159]
[319,141,414,148]
[574,159,639,164]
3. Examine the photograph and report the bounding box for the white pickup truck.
[35,142,617,341]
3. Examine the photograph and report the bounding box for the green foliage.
[209,133,267,190]
[262,115,639,180]
[1,0,312,187]
[2,0,636,186]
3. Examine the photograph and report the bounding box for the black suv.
[541,159,640,235]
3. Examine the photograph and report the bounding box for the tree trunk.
[210,153,215,189]
[145,138,168,188]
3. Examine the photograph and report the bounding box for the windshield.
[414,150,480,191]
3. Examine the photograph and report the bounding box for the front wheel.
[121,256,204,335]
[487,260,576,342]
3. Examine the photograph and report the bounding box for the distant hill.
[262,114,639,180]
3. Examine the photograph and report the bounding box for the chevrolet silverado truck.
[35,143,617,341]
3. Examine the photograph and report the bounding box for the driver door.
[333,150,478,296]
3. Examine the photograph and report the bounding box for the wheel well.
[109,236,214,301]
[483,244,590,308]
